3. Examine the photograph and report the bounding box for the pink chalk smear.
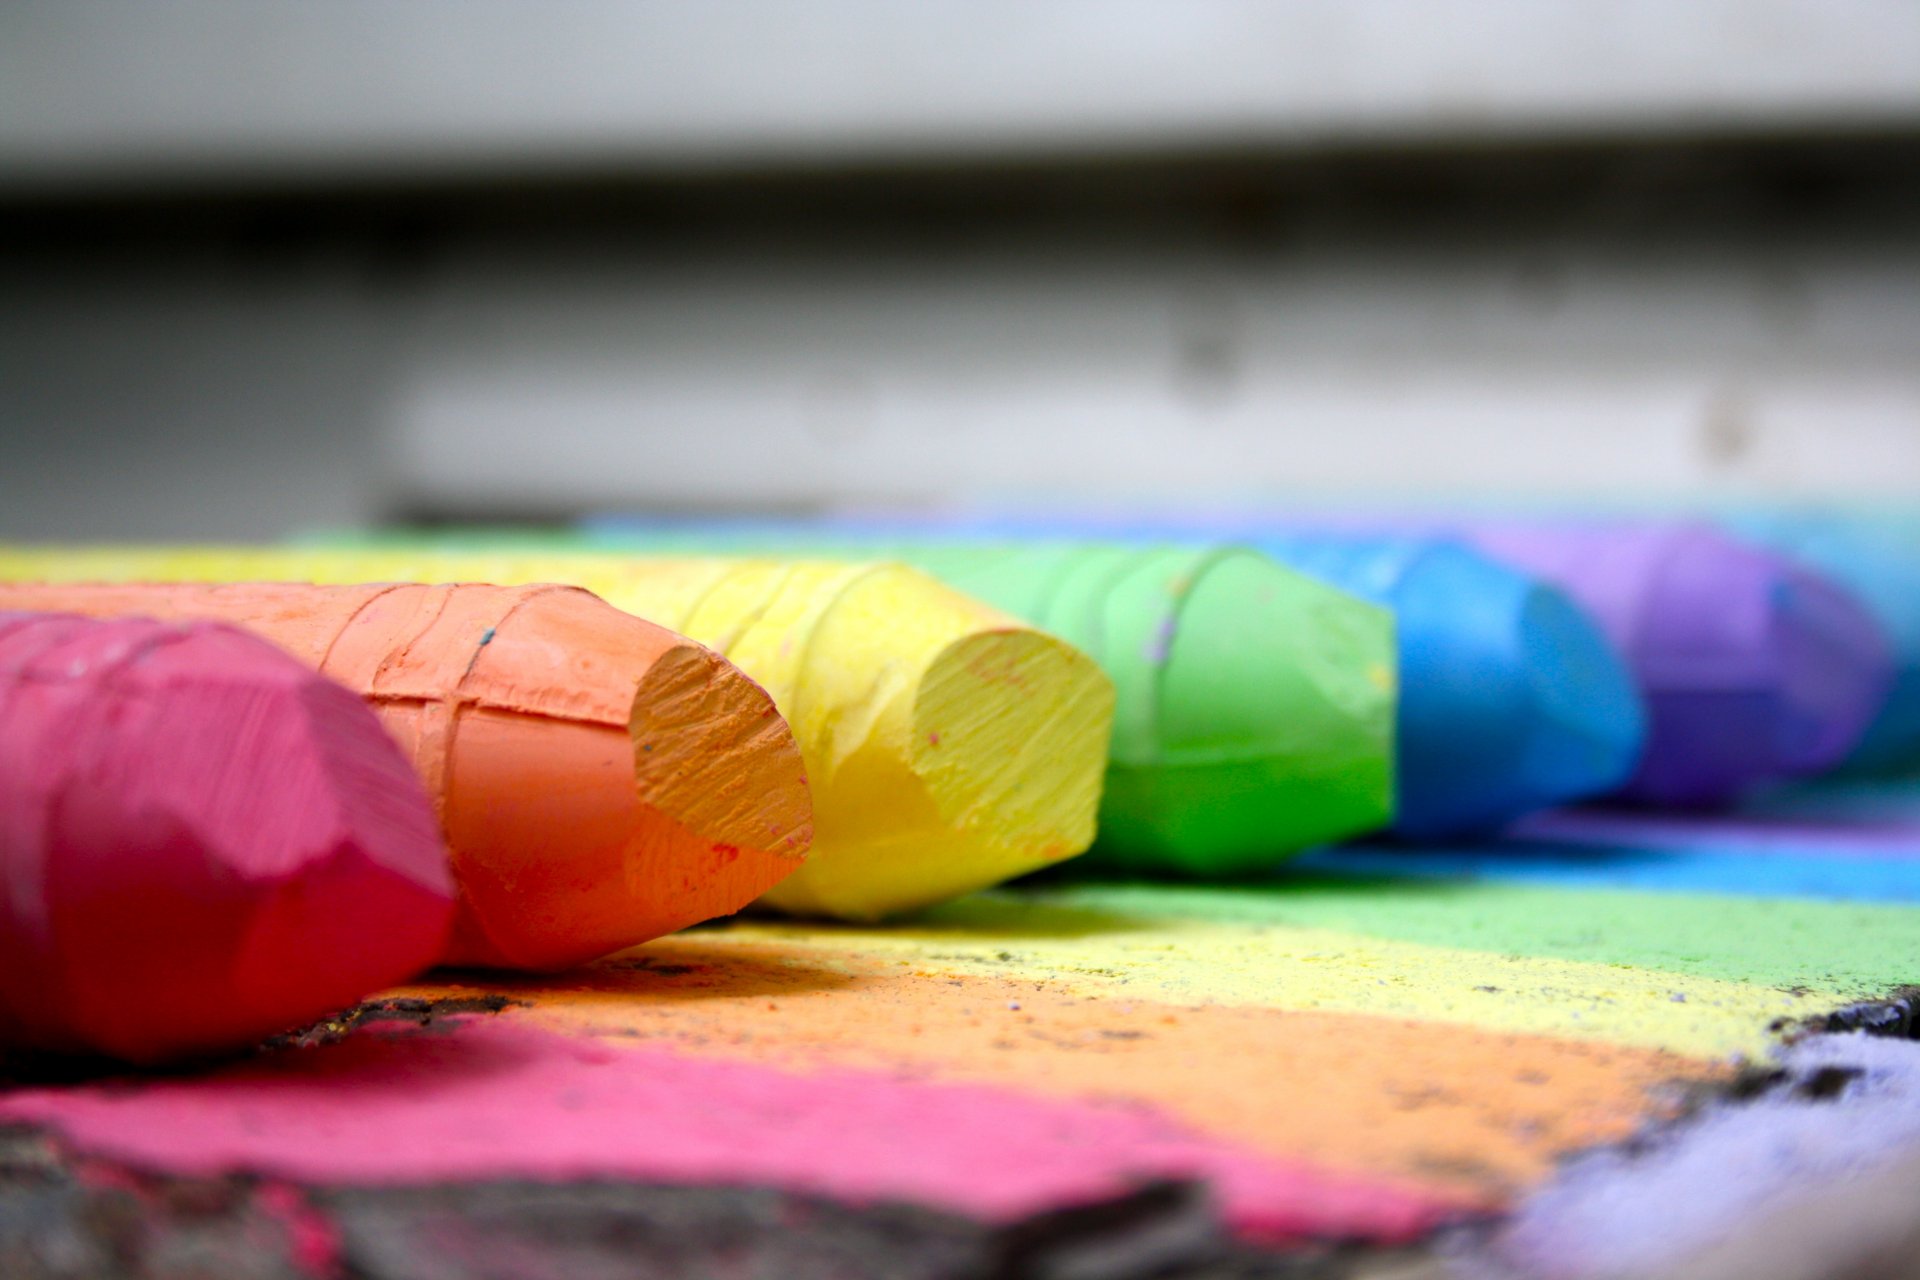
[0,1018,1459,1246]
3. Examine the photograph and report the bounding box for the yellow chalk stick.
[0,547,1115,921]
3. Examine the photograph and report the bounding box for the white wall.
[0,3,1915,535]
[391,217,1920,514]
[3,0,1918,190]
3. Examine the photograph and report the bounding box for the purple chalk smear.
[1483,1035,1920,1279]
[1143,614,1178,666]
[1516,807,1920,860]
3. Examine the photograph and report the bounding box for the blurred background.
[2,0,1917,539]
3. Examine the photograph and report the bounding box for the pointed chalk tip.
[1731,518,1920,772]
[1763,556,1896,773]
[1512,580,1648,793]
[1387,543,1645,839]
[0,613,454,1063]
[1621,526,1894,805]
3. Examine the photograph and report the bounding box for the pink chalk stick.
[0,1017,1462,1246]
[0,612,455,1063]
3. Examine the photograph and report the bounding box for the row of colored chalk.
[565,527,1649,840]
[0,586,826,1061]
[2,511,1908,1063]
[10,517,1906,868]
[8,518,1903,877]
[297,534,1635,848]
[0,564,1125,1061]
[0,545,1390,880]
[569,512,1912,806]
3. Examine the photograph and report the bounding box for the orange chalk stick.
[0,582,813,971]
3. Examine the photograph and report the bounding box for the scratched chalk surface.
[6,779,1920,1275]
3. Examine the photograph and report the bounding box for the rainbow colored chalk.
[368,532,1401,875]
[9,781,1917,1263]
[0,549,1112,921]
[839,513,1892,811]
[0,612,453,1063]
[856,542,1397,873]
[0,555,1913,1270]
[578,519,1647,839]
[0,579,814,969]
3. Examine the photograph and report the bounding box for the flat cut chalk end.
[757,603,1114,921]
[437,592,814,972]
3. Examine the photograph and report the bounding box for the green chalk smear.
[1021,878,1920,997]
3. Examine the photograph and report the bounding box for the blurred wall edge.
[1,1,1917,536]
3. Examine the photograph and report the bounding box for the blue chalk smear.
[1295,840,1920,903]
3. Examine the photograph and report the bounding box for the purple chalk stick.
[1486,1035,1920,1280]
[1460,522,1893,807]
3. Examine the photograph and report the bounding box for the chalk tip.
[914,625,1113,878]
[1624,526,1893,805]
[0,614,454,1064]
[1390,545,1645,837]
[1090,548,1397,874]
[1511,582,1648,798]
[629,637,817,866]
[1742,520,1920,773]
[426,587,814,973]
[761,617,1114,920]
